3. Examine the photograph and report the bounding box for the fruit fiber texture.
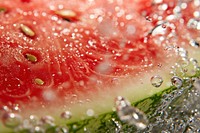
[0,0,200,132]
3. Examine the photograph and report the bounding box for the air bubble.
[194,0,200,6]
[29,115,39,125]
[2,113,22,128]
[190,58,198,66]
[115,96,148,130]
[153,0,163,3]
[61,111,72,119]
[150,75,163,88]
[176,48,188,58]
[86,109,94,117]
[0,106,10,118]
[189,40,199,48]
[193,79,200,91]
[33,126,45,133]
[150,23,167,36]
[40,115,55,126]
[193,11,200,18]
[178,58,189,68]
[171,76,183,88]
[145,16,152,22]
[187,18,200,30]
[111,78,119,85]
[56,126,69,133]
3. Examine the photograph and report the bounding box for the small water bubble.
[150,23,167,36]
[176,48,188,58]
[171,76,183,88]
[189,40,199,48]
[193,79,200,91]
[115,96,148,130]
[145,16,152,22]
[187,18,200,30]
[33,126,45,133]
[158,4,168,11]
[193,11,200,18]
[61,111,72,119]
[12,104,21,113]
[150,75,163,87]
[2,113,22,128]
[40,115,55,126]
[111,78,119,85]
[29,115,39,125]
[112,118,122,132]
[55,126,69,133]
[178,58,189,68]
[0,106,10,118]
[190,58,198,66]
[86,109,94,117]
[153,0,163,4]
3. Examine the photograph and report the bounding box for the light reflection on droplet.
[171,76,183,88]
[61,111,72,119]
[56,126,69,133]
[189,40,199,48]
[150,75,163,88]
[115,96,148,130]
[2,113,22,128]
[86,109,94,117]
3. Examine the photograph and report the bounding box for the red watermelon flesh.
[0,0,199,128]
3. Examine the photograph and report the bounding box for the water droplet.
[171,76,183,88]
[187,18,200,30]
[86,109,94,117]
[40,115,55,126]
[189,40,199,48]
[190,58,198,66]
[178,58,189,68]
[150,75,163,87]
[115,96,148,130]
[193,11,200,18]
[111,78,119,85]
[150,23,168,36]
[61,111,72,119]
[193,79,200,91]
[33,126,45,133]
[2,113,22,128]
[153,0,163,4]
[29,115,39,125]
[176,47,188,58]
[145,16,152,22]
[56,126,69,133]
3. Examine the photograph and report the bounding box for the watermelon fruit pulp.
[0,0,200,132]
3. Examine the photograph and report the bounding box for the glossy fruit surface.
[0,0,200,132]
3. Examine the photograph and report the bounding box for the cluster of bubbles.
[115,96,148,130]
[143,77,200,133]
[114,78,200,132]
[0,107,72,133]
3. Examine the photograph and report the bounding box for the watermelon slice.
[0,0,200,132]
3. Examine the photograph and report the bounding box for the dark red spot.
[21,0,31,3]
